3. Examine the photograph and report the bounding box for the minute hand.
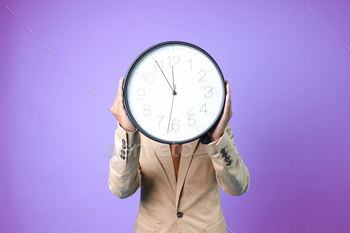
[155,60,174,92]
[167,84,176,133]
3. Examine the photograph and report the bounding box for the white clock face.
[124,42,226,144]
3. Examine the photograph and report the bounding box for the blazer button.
[225,156,231,162]
[222,152,227,158]
[120,154,125,160]
[226,161,231,166]
[122,139,126,144]
[122,144,126,149]
[220,148,225,154]
[177,212,183,218]
[121,150,125,155]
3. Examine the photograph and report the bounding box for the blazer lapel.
[154,142,177,193]
[153,137,201,200]
[175,138,200,206]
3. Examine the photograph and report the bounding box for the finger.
[226,82,231,107]
[226,92,231,112]
[221,91,229,117]
[222,80,228,113]
[228,93,232,118]
[225,81,231,104]
[113,77,123,109]
[117,77,125,108]
[223,87,232,120]
[113,77,123,104]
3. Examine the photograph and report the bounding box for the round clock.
[123,41,226,144]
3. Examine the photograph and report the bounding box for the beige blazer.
[108,123,250,233]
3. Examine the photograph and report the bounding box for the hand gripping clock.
[122,41,227,145]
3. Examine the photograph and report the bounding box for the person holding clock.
[108,42,250,233]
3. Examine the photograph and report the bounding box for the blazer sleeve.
[108,123,141,199]
[201,123,250,196]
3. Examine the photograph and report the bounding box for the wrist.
[119,123,136,133]
[208,132,223,142]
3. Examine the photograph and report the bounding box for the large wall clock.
[123,41,226,144]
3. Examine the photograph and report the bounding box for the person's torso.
[134,133,227,233]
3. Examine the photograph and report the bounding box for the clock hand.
[167,84,176,133]
[172,66,175,90]
[171,66,177,95]
[155,60,174,92]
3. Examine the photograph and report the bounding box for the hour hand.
[155,60,174,92]
[171,66,177,95]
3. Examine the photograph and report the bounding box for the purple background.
[1,0,350,232]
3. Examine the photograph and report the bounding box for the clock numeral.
[200,103,207,114]
[199,70,206,82]
[143,104,152,116]
[188,59,192,70]
[171,119,180,131]
[188,114,196,127]
[167,56,181,67]
[141,73,155,85]
[157,116,164,127]
[173,55,180,67]
[137,88,145,100]
[204,86,214,98]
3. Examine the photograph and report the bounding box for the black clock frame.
[123,41,227,145]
